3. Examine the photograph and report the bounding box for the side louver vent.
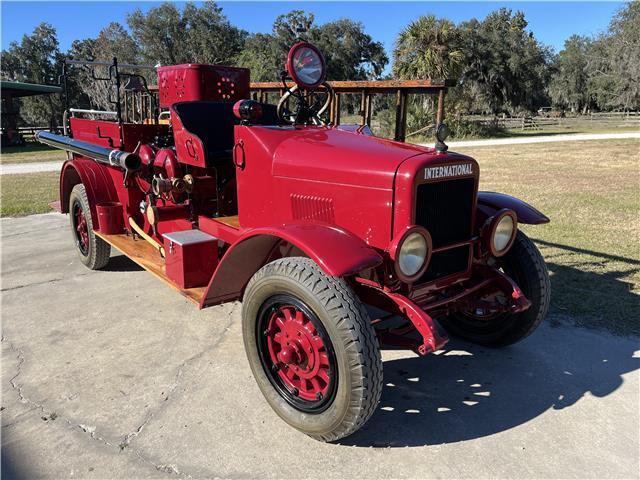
[291,194,335,223]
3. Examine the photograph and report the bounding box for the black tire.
[440,231,550,347]
[242,257,382,442]
[69,184,110,270]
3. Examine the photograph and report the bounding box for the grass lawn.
[1,139,637,335]
[457,139,640,336]
[1,172,59,216]
[0,143,67,164]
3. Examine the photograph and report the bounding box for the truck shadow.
[346,239,640,447]
[343,324,638,447]
[101,253,144,272]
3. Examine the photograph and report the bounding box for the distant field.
[457,139,639,336]
[1,139,637,336]
[0,144,66,164]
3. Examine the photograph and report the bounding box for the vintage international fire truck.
[39,42,550,441]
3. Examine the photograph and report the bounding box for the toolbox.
[163,230,218,289]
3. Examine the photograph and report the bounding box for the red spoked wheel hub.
[258,296,337,413]
[73,202,89,255]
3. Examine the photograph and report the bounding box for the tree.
[236,33,283,82]
[127,1,245,66]
[238,10,387,82]
[587,2,640,111]
[549,35,592,113]
[1,23,64,129]
[393,15,464,80]
[312,19,387,80]
[457,9,551,114]
[68,23,141,111]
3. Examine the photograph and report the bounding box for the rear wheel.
[69,184,110,270]
[242,257,382,441]
[440,231,550,347]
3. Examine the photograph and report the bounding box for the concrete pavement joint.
[118,304,239,478]
[1,271,93,292]
[2,335,187,477]
[1,307,236,479]
[1,224,68,239]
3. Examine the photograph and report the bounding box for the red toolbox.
[163,230,218,289]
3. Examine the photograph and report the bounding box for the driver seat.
[172,101,280,168]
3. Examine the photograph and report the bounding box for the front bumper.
[355,265,531,356]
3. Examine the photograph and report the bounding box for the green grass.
[0,143,67,164]
[0,172,59,216]
[457,139,640,336]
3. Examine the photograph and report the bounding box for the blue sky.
[1,1,625,61]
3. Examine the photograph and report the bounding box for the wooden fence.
[250,80,454,142]
[465,112,640,131]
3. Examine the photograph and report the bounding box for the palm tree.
[393,15,463,80]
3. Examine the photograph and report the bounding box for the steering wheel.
[277,82,334,125]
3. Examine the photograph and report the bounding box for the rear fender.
[60,158,118,224]
[477,191,549,225]
[200,223,383,308]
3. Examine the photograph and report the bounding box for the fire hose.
[128,217,165,258]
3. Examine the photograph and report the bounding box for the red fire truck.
[38,41,550,441]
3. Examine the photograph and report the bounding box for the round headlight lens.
[493,214,515,253]
[290,45,324,87]
[398,232,428,277]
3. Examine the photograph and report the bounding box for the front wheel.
[440,231,550,347]
[242,257,382,442]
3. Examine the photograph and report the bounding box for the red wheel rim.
[266,305,331,402]
[73,203,89,255]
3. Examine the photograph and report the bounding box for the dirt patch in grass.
[457,139,640,336]
[0,143,66,164]
[1,172,59,217]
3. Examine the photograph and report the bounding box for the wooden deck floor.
[95,231,206,305]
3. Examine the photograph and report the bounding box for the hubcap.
[257,296,337,412]
[73,203,89,255]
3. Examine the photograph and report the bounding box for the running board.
[95,231,206,306]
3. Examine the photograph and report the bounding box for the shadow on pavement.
[343,327,638,447]
[101,253,143,272]
[1,448,25,480]
[347,240,640,447]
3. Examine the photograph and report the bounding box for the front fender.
[200,222,383,308]
[60,158,118,224]
[477,191,549,225]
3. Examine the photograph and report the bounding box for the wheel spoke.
[309,377,321,393]
[318,352,330,366]
[317,368,330,384]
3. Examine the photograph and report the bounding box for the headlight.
[287,42,326,89]
[391,227,432,282]
[483,209,517,257]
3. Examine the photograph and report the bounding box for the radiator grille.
[419,246,470,283]
[415,177,475,283]
[415,178,475,248]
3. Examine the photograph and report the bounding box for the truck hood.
[262,126,435,190]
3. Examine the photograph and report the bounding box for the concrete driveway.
[2,213,639,479]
